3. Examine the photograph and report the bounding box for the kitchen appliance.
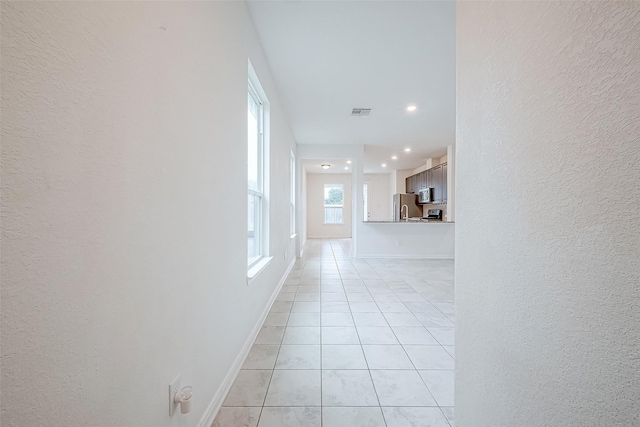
[423,209,443,220]
[417,187,432,204]
[392,194,422,221]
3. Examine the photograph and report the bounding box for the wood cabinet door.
[406,176,413,193]
[432,165,443,202]
[442,163,448,202]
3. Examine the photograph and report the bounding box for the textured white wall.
[456,2,640,426]
[1,2,297,426]
[306,173,352,238]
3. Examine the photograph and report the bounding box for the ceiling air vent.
[351,108,371,117]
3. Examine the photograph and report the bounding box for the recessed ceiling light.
[344,167,349,170]
[407,105,417,111]
[404,148,411,152]
[321,164,331,169]
[381,163,387,167]
[346,160,352,164]
[391,156,398,160]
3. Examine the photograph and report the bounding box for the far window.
[324,184,344,224]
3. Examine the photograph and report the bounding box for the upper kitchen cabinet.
[442,163,448,202]
[432,164,443,202]
[405,162,447,202]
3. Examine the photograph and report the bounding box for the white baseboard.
[196,257,296,427]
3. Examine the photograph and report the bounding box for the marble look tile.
[370,293,401,302]
[382,407,450,427]
[403,345,454,369]
[356,326,399,344]
[282,327,321,345]
[277,292,297,302]
[243,345,279,369]
[322,327,360,344]
[443,345,455,357]
[258,407,321,427]
[321,302,351,313]
[322,407,386,427]
[223,370,272,406]
[344,285,368,293]
[346,292,374,302]
[295,292,321,302]
[362,345,413,369]
[271,301,293,313]
[322,293,348,302]
[404,302,440,313]
[321,286,345,293]
[282,285,298,293]
[284,312,317,326]
[276,345,321,369]
[255,326,285,345]
[264,312,289,326]
[321,370,379,406]
[376,301,410,313]
[264,370,321,406]
[370,370,436,407]
[352,312,388,327]
[383,313,422,327]
[419,370,454,406]
[414,312,455,328]
[426,327,455,346]
[321,313,355,326]
[291,302,321,313]
[298,286,320,293]
[440,407,455,427]
[213,407,261,427]
[322,345,368,369]
[391,327,439,345]
[348,301,380,312]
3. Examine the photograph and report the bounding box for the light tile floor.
[213,239,455,427]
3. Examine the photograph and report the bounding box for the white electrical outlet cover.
[169,374,181,416]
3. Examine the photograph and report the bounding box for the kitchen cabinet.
[418,171,427,190]
[442,163,448,202]
[404,162,448,202]
[405,176,414,194]
[432,165,443,202]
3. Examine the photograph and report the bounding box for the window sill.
[247,256,273,283]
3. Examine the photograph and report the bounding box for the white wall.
[364,173,392,221]
[393,169,414,194]
[306,173,352,238]
[457,2,640,426]
[1,3,297,426]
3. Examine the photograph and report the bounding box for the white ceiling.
[302,159,355,174]
[247,1,455,173]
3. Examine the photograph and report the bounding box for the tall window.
[324,184,344,224]
[290,151,296,235]
[248,82,264,265]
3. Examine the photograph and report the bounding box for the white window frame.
[248,80,265,268]
[323,183,344,225]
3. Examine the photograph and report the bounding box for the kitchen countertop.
[363,219,454,224]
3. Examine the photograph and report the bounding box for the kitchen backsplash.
[421,202,447,220]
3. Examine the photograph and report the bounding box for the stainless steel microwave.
[417,187,432,204]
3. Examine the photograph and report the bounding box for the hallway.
[214,239,455,427]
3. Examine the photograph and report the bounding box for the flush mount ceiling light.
[391,156,398,160]
[407,105,417,112]
[321,164,331,169]
[381,163,387,168]
[404,148,411,152]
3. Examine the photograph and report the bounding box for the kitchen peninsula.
[357,220,454,259]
